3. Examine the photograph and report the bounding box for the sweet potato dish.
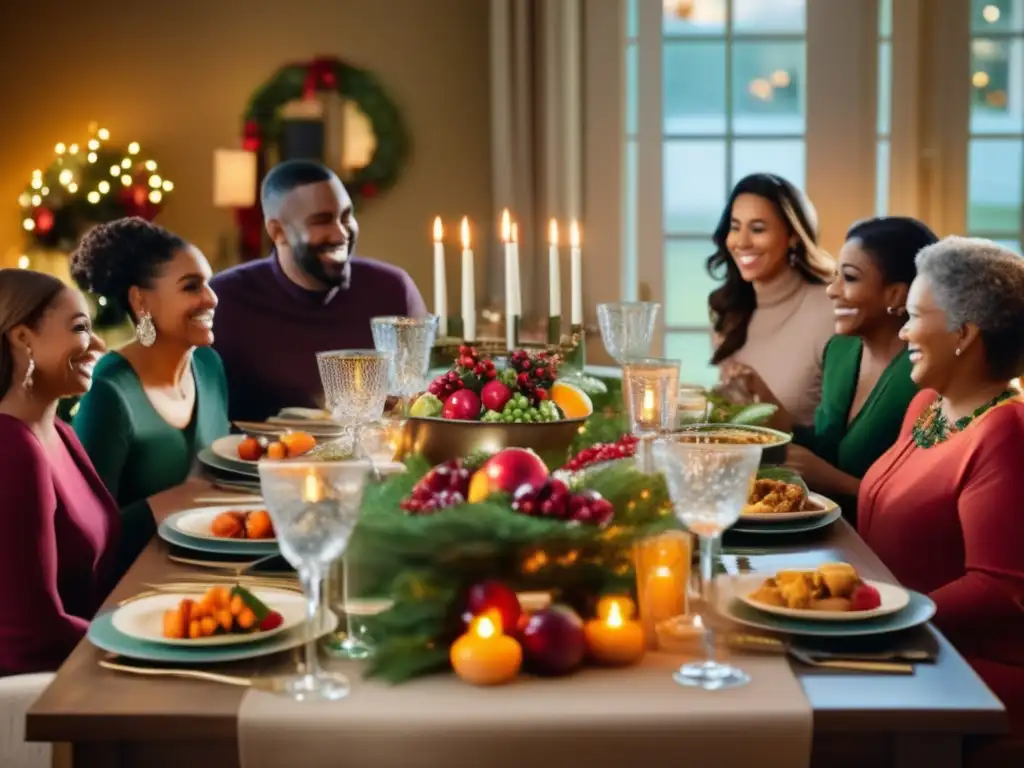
[747,563,882,613]
[162,585,284,640]
[236,431,316,461]
[210,509,275,539]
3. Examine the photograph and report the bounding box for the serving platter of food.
[112,585,304,647]
[212,432,319,465]
[740,563,910,621]
[159,506,280,556]
[672,423,792,465]
[171,505,275,542]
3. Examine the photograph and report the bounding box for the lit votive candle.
[584,601,646,666]
[596,595,636,622]
[450,614,522,686]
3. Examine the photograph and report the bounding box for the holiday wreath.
[242,56,408,206]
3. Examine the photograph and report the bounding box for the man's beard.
[292,238,353,288]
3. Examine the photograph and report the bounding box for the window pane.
[876,139,890,216]
[665,332,718,389]
[878,41,892,135]
[731,139,806,190]
[663,0,726,36]
[664,42,727,135]
[665,140,728,233]
[879,0,893,37]
[626,44,638,135]
[967,139,1023,233]
[627,0,638,38]
[732,0,805,33]
[732,42,806,134]
[971,0,1024,33]
[623,140,639,300]
[664,238,719,326]
[993,239,1023,254]
[970,38,1024,134]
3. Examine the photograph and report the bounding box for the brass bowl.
[395,416,587,470]
[669,423,792,466]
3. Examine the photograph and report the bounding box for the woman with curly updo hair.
[0,269,118,673]
[859,237,1024,743]
[70,217,229,568]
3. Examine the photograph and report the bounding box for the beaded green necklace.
[911,389,1018,449]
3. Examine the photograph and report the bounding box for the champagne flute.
[257,460,372,701]
[651,435,762,691]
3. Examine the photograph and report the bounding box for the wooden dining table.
[26,483,1007,768]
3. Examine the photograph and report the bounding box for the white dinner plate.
[169,504,276,543]
[111,587,305,647]
[738,575,911,622]
[739,492,839,523]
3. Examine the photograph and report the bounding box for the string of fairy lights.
[17,123,174,256]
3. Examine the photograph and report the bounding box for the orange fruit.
[280,431,316,456]
[266,441,288,460]
[467,470,492,503]
[549,380,594,419]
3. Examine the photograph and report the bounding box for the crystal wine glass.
[596,301,660,364]
[256,460,372,701]
[316,350,392,659]
[370,315,439,415]
[651,435,762,691]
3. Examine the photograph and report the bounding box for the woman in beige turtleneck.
[708,174,835,427]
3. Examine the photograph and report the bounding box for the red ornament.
[476,448,549,496]
[33,207,54,235]
[359,182,379,199]
[519,606,587,676]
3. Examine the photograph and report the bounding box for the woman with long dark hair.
[709,174,835,427]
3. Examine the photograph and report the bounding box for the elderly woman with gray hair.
[859,236,1024,739]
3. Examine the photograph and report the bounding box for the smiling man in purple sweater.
[210,160,426,422]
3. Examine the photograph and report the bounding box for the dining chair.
[0,673,53,768]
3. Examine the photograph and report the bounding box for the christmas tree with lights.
[18,123,174,253]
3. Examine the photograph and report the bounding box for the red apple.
[481,448,549,495]
[442,389,481,420]
[481,380,513,412]
[463,580,522,634]
[519,605,586,676]
[850,583,882,611]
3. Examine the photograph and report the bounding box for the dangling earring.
[136,311,157,347]
[22,348,35,391]
[787,246,798,267]
[955,347,962,357]
[886,306,905,316]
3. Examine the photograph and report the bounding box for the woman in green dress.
[728,216,937,520]
[70,218,229,571]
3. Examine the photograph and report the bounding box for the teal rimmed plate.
[89,605,337,664]
[158,516,279,557]
[731,507,842,535]
[721,584,936,637]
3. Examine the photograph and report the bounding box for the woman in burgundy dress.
[858,238,1024,750]
[0,269,117,675]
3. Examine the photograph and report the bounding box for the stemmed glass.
[651,435,762,691]
[256,460,372,701]
[370,315,439,416]
[316,349,394,457]
[316,349,392,659]
[596,301,660,363]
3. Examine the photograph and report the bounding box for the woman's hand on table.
[784,445,859,498]
[717,361,792,431]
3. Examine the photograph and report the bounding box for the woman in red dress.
[0,269,117,675]
[859,237,1024,742]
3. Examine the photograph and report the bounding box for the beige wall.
[0,0,493,300]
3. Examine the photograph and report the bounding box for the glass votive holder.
[633,531,693,649]
[622,358,682,435]
[677,384,710,426]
